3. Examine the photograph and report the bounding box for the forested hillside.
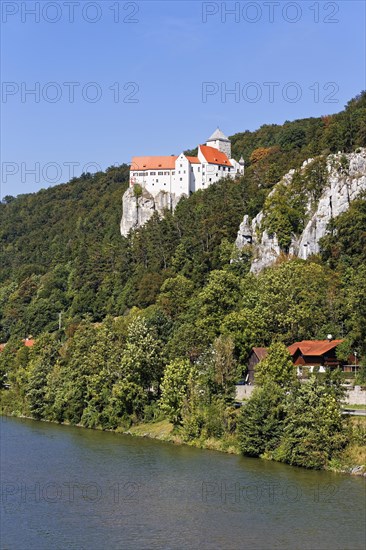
[1,93,365,470]
[1,92,365,342]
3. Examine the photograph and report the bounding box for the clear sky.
[1,0,365,198]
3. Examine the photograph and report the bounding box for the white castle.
[129,128,244,197]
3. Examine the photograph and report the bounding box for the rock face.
[235,149,366,273]
[120,187,183,237]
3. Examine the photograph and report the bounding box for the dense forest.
[1,92,365,470]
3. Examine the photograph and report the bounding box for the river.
[1,417,365,549]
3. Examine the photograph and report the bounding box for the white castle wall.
[123,130,244,235]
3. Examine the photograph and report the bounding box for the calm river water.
[1,417,365,550]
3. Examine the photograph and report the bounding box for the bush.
[133,184,143,198]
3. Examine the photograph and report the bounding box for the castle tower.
[206,128,231,159]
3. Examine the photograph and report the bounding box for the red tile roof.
[0,339,35,352]
[199,145,232,167]
[287,339,343,357]
[23,338,35,348]
[186,156,200,164]
[131,156,177,170]
[252,347,268,360]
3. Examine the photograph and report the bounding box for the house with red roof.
[246,338,357,384]
[0,338,35,353]
[129,128,244,198]
[23,338,35,348]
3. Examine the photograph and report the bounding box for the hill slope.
[1,96,365,472]
[0,93,365,344]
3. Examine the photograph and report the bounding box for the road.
[342,408,366,416]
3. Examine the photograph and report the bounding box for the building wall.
[190,163,201,193]
[130,168,175,197]
[174,154,190,196]
[346,387,366,406]
[236,385,366,405]
[247,353,260,384]
[230,159,244,176]
[197,149,236,187]
[130,137,244,197]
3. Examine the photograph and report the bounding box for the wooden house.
[246,339,358,383]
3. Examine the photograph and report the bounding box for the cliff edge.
[235,148,366,273]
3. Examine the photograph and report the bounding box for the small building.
[288,339,356,377]
[246,339,358,383]
[0,338,35,352]
[23,338,35,348]
[247,347,268,384]
[288,339,343,369]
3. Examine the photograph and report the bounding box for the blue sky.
[1,0,365,198]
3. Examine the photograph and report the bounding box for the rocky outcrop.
[235,149,366,273]
[120,187,183,237]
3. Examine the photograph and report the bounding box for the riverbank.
[124,418,366,477]
[1,409,365,477]
[124,419,240,454]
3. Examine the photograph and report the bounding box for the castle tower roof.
[207,127,230,142]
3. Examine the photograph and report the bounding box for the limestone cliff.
[120,187,183,237]
[235,149,366,273]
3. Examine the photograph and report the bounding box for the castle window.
[156,179,159,182]
[198,167,200,172]
[158,172,163,175]
[164,171,169,175]
[180,177,182,181]
[223,167,225,171]
[172,171,175,175]
[150,171,156,175]
[132,172,138,176]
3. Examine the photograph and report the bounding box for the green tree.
[157,275,194,319]
[196,270,240,339]
[26,334,60,420]
[320,195,366,269]
[255,342,296,388]
[120,317,164,392]
[239,381,286,457]
[106,378,147,427]
[274,376,349,469]
[159,359,192,424]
